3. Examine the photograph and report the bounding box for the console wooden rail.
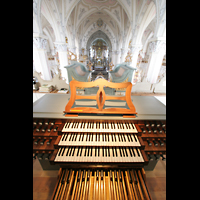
[64,79,137,116]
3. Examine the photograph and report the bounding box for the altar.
[94,64,104,70]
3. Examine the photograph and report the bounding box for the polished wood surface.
[65,79,137,115]
[50,168,151,200]
[33,158,166,200]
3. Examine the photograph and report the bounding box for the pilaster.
[121,48,129,63]
[129,44,143,83]
[54,42,69,84]
[146,39,166,83]
[33,35,52,80]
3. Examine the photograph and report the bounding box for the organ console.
[33,79,166,199]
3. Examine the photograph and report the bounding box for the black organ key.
[129,147,132,157]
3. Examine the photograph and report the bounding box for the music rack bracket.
[64,79,137,117]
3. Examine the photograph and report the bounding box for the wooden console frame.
[64,79,137,116]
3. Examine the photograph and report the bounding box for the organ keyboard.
[33,82,166,200]
[58,133,141,146]
[62,121,138,133]
[55,146,144,163]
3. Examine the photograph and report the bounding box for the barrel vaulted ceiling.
[34,0,166,56]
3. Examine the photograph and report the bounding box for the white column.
[129,45,142,69]
[111,51,116,66]
[121,48,128,63]
[129,45,142,83]
[146,40,166,83]
[54,43,69,84]
[33,36,52,80]
[115,50,121,65]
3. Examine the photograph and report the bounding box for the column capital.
[129,45,143,54]
[33,37,47,50]
[68,46,77,54]
[148,40,166,53]
[54,42,68,52]
[121,48,129,54]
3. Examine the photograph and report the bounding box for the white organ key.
[93,122,96,132]
[109,134,112,145]
[133,148,139,162]
[62,147,69,162]
[114,123,118,131]
[67,147,72,162]
[100,134,103,145]
[55,148,62,162]
[99,123,102,132]
[108,123,112,132]
[122,123,127,132]
[77,122,82,130]
[125,147,131,162]
[58,147,65,162]
[84,123,88,131]
[60,134,65,141]
[115,134,119,144]
[83,134,87,143]
[68,122,73,131]
[136,148,144,162]
[73,147,79,162]
[109,148,113,162]
[115,147,119,162]
[99,147,103,162]
[134,135,139,145]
